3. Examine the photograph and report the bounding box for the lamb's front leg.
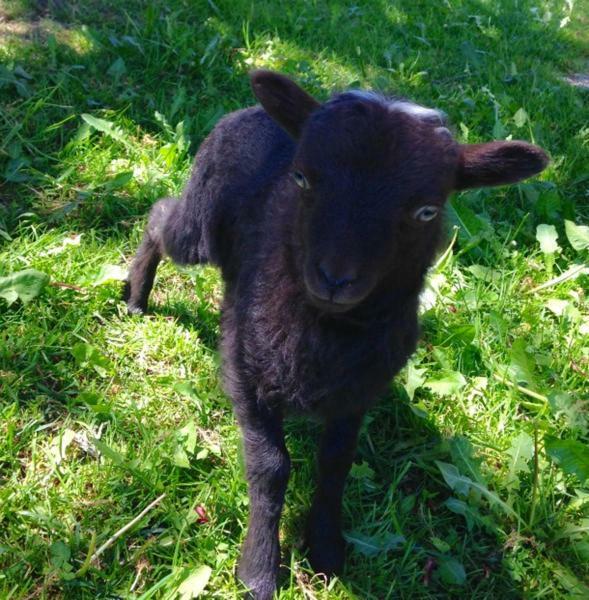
[305,413,363,577]
[235,405,290,600]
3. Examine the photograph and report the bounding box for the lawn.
[1,0,589,598]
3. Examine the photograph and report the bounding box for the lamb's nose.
[317,262,357,291]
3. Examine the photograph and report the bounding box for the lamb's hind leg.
[124,198,176,314]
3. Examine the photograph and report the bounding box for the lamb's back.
[185,108,294,273]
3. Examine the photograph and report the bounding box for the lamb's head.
[251,70,549,313]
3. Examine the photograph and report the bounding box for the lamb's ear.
[454,141,549,190]
[250,70,320,139]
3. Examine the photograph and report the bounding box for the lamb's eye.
[413,205,439,222]
[292,170,310,190]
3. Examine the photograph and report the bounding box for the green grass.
[1,0,588,597]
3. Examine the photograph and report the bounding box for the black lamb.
[124,70,549,599]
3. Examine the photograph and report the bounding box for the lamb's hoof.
[126,303,146,316]
[236,565,277,600]
[305,531,345,577]
[122,282,147,315]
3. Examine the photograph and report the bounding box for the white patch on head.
[345,91,446,126]
[346,90,385,103]
[391,101,445,125]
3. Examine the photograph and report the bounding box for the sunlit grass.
[1,0,588,598]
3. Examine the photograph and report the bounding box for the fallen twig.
[91,494,166,563]
[49,281,86,292]
[528,263,588,293]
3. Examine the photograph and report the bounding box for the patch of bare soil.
[564,73,589,89]
[0,1,91,41]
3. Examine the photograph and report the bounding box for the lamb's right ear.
[454,141,549,190]
[250,70,320,139]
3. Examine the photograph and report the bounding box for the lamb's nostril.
[317,263,357,290]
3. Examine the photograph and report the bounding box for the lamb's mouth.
[306,292,359,313]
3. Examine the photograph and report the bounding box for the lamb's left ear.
[250,70,320,139]
[454,141,549,190]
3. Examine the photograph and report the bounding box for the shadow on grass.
[280,393,521,598]
[1,0,587,231]
[149,297,221,352]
